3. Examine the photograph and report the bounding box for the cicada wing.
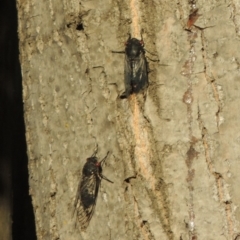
[74,173,101,231]
[131,52,148,93]
[121,56,132,98]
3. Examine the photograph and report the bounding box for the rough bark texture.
[17,0,240,239]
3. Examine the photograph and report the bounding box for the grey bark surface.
[17,0,240,239]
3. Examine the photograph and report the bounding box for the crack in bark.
[133,195,155,240]
[196,21,232,238]
[198,105,234,239]
[181,6,198,239]
[199,29,222,131]
[230,0,240,37]
[124,179,156,240]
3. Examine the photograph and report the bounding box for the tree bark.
[17,0,240,239]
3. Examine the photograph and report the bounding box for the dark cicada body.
[73,152,113,231]
[122,35,148,98]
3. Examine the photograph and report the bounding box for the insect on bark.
[112,34,148,99]
[73,150,113,231]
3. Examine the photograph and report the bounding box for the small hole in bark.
[76,23,84,31]
[141,220,148,227]
[124,176,136,183]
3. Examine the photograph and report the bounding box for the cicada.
[73,151,113,231]
[113,34,148,98]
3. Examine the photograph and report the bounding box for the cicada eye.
[95,162,101,167]
[140,40,144,45]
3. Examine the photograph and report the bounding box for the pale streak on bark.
[128,2,171,237]
[129,0,154,188]
[130,95,154,188]
[130,0,141,38]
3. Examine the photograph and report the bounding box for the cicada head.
[82,157,99,176]
[125,38,144,59]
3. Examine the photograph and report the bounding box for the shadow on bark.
[0,0,36,239]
